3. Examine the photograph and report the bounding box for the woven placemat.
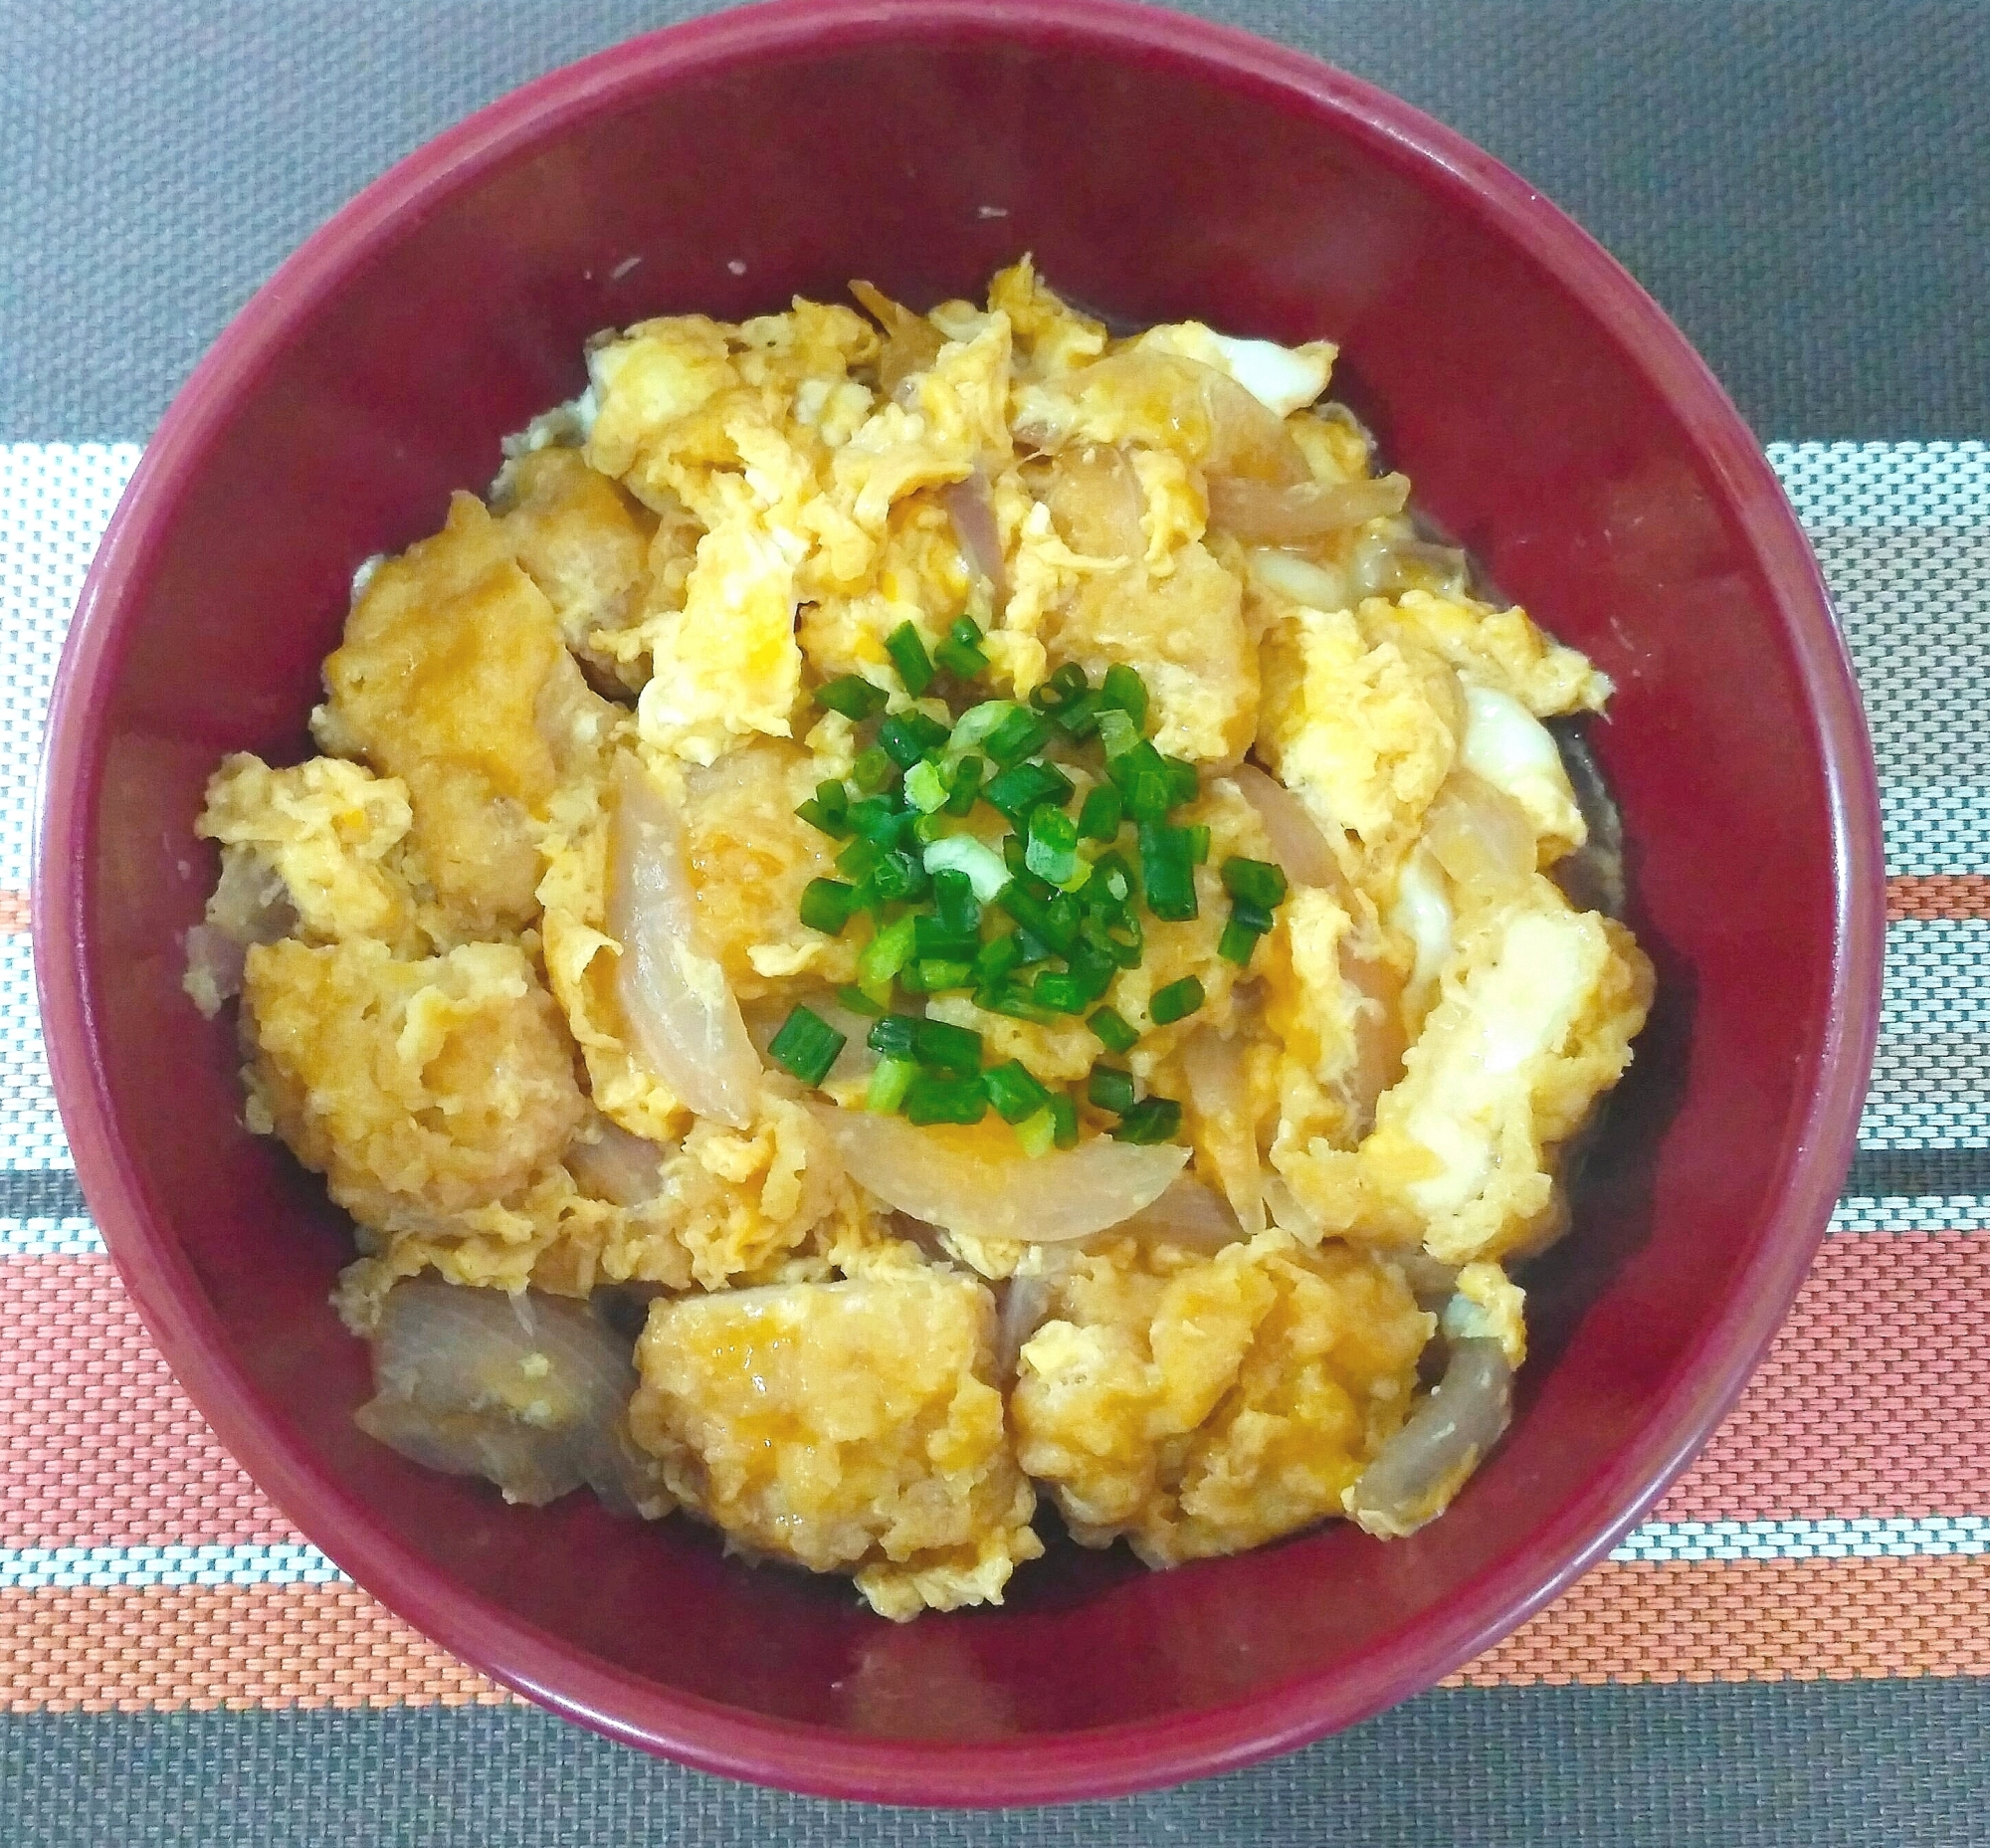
[4,2,1987,1842]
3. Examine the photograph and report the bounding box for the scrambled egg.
[186,262,1654,1617]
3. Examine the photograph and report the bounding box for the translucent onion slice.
[1113,1176,1249,1254]
[565,1115,667,1207]
[810,1106,1187,1242]
[1423,769,1536,893]
[1044,442,1146,561]
[1231,763,1349,898]
[356,1279,643,1510]
[1207,472,1410,545]
[607,753,759,1128]
[1344,1336,1512,1539]
[940,468,1009,606]
[995,1275,1055,1377]
[851,280,944,396]
[1177,1032,1266,1236]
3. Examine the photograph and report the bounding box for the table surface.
[5,3,1987,1842]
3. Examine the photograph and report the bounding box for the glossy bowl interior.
[39,0,1882,1807]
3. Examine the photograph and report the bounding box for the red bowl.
[37,0,1882,1806]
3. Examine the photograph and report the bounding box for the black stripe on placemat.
[4,1681,1988,1847]
[1842,1147,1990,1201]
[0,1169,90,1219]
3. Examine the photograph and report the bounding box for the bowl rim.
[36,0,1885,1806]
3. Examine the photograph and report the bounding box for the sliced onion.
[183,925,250,1011]
[1344,1337,1512,1539]
[608,753,759,1128]
[851,280,944,395]
[1178,1032,1266,1235]
[995,1274,1055,1377]
[1044,442,1146,561]
[1423,769,1536,893]
[810,1105,1187,1242]
[1112,1177,1249,1255]
[1389,1250,1462,1308]
[1207,472,1409,545]
[1232,763,1349,898]
[940,468,1008,606]
[1549,723,1627,920]
[566,1116,667,1207]
[356,1278,641,1509]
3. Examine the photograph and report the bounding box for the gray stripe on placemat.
[3,0,1986,442]
[5,1683,1988,1847]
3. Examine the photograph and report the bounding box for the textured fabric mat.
[5,0,1988,1839]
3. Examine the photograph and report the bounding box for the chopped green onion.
[944,753,984,816]
[910,1016,984,1075]
[1014,927,1055,966]
[1182,823,1211,865]
[867,1056,915,1113]
[998,881,1080,955]
[886,621,935,697]
[1002,833,1030,879]
[794,796,854,840]
[880,712,949,768]
[1098,663,1150,727]
[858,916,918,989]
[933,868,980,936]
[1219,918,1264,966]
[815,675,888,720]
[1088,1063,1137,1114]
[985,759,1075,823]
[870,849,928,902]
[798,878,861,935]
[866,1013,920,1060]
[934,617,990,680]
[1014,1106,1058,1157]
[973,931,1023,987]
[1030,662,1090,712]
[1229,896,1276,934]
[899,957,975,993]
[852,746,897,793]
[836,983,886,1016]
[1108,739,1175,822]
[912,915,979,960]
[902,1071,988,1126]
[1050,1091,1081,1148]
[983,707,1053,767]
[768,1005,846,1088]
[1112,1095,1182,1143]
[909,812,949,847]
[903,759,949,813]
[1148,976,1205,1026]
[1086,850,1135,907]
[1089,1006,1139,1055]
[1077,784,1123,842]
[1053,689,1103,738]
[1222,857,1290,910]
[1095,708,1141,761]
[1161,756,1201,807]
[845,795,903,845]
[1025,804,1081,886]
[837,836,884,882]
[976,982,1057,1023]
[1138,822,1199,922]
[984,1060,1053,1125]
[947,700,1022,756]
[922,834,1010,904]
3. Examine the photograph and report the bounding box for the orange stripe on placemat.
[0,1584,510,1713]
[0,892,27,932]
[10,1235,1990,1549]
[1888,875,1990,921]
[0,1257,299,1547]
[1448,1556,1990,1686]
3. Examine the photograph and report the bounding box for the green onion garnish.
[1161,756,1200,807]
[984,1059,1053,1125]
[903,759,949,813]
[899,957,975,993]
[1077,784,1123,842]
[845,795,903,845]
[1088,1006,1139,1055]
[1053,689,1103,738]
[1182,823,1211,865]
[768,1005,846,1088]
[983,706,1053,767]
[1222,857,1290,910]
[1148,976,1205,1026]
[944,752,984,815]
[1111,1095,1182,1143]
[998,880,1080,955]
[1024,804,1081,886]
[851,745,897,793]
[972,931,1023,987]
[836,984,886,1016]
[837,836,884,882]
[1095,708,1142,761]
[922,834,1009,903]
[911,1016,984,1076]
[1088,1063,1137,1114]
[976,982,1058,1023]
[798,878,861,935]
[912,914,979,960]
[1138,822,1199,922]
[1229,896,1276,934]
[867,1055,915,1113]
[934,615,990,680]
[886,621,935,697]
[858,915,917,989]
[1031,662,1090,712]
[985,759,1075,823]
[1219,918,1264,966]
[815,675,888,720]
[794,796,854,840]
[1050,1091,1081,1148]
[933,868,980,936]
[866,1013,920,1060]
[1014,1106,1058,1157]
[1098,663,1150,728]
[903,1071,988,1126]
[870,849,928,902]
